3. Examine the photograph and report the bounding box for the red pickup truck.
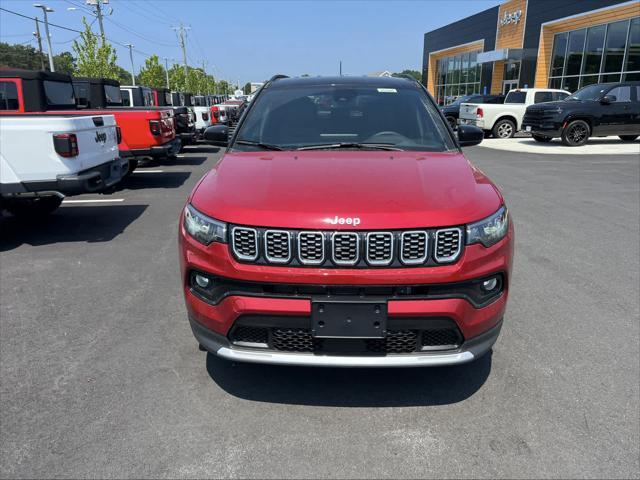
[0,70,180,173]
[182,75,513,368]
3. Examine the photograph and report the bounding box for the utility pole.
[33,4,55,72]
[164,57,171,89]
[339,60,342,76]
[125,44,135,85]
[86,0,107,45]
[172,23,190,81]
[33,18,45,71]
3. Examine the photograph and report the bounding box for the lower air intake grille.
[421,328,462,348]
[366,330,419,353]
[272,328,317,352]
[435,228,462,262]
[232,326,268,345]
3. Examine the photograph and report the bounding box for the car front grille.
[435,228,462,263]
[229,318,464,354]
[229,225,464,268]
[522,110,558,128]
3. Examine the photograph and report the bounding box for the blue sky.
[1,0,496,85]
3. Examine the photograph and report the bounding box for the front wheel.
[619,135,639,142]
[492,119,516,139]
[561,120,590,146]
[4,196,63,217]
[532,134,552,143]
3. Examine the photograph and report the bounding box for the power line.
[104,15,175,47]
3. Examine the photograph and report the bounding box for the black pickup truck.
[522,81,640,146]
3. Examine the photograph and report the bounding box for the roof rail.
[395,74,421,83]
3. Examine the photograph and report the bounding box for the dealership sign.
[500,10,522,26]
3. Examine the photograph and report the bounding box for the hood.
[191,151,503,230]
[527,100,570,111]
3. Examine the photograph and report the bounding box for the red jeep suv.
[179,75,513,367]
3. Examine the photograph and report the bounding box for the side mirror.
[203,125,229,146]
[457,124,484,147]
[600,95,616,105]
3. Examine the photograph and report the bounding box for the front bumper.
[191,315,502,367]
[178,130,197,145]
[4,157,128,197]
[180,222,513,367]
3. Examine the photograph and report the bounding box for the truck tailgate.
[459,103,479,121]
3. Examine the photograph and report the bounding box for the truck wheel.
[619,135,639,142]
[445,116,457,130]
[126,158,138,176]
[532,134,552,143]
[4,196,63,217]
[492,119,516,139]
[561,120,590,146]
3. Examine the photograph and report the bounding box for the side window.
[0,81,19,110]
[121,90,131,106]
[552,92,569,101]
[534,91,554,103]
[608,86,631,102]
[634,86,640,103]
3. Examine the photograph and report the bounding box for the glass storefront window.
[625,18,640,73]
[551,32,568,77]
[548,17,640,92]
[603,20,628,73]
[434,49,482,105]
[566,29,586,76]
[582,25,606,75]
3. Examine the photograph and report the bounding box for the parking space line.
[133,170,164,173]
[62,198,125,204]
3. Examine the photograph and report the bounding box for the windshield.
[567,84,611,101]
[104,85,122,106]
[44,81,75,107]
[233,83,455,152]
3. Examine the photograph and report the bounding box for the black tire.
[125,158,138,176]
[532,134,552,143]
[4,196,63,217]
[492,118,516,139]
[561,120,590,146]
[445,116,457,130]
[483,130,492,138]
[619,135,639,142]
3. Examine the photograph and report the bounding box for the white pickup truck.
[459,88,570,138]
[0,114,128,216]
[192,95,213,136]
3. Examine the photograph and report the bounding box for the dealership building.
[422,0,640,104]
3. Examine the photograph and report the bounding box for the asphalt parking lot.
[1,142,639,479]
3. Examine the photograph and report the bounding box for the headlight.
[183,204,227,245]
[466,206,509,247]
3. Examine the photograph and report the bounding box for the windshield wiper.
[235,140,284,151]
[296,142,403,151]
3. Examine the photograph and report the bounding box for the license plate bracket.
[311,301,387,338]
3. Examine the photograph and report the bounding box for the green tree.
[392,69,422,82]
[242,82,251,95]
[72,17,119,80]
[138,54,166,88]
[168,64,186,91]
[0,42,75,73]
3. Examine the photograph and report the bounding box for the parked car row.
[449,81,640,146]
[0,68,232,217]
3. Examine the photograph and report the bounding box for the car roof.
[268,75,419,89]
[0,68,72,82]
[73,77,120,87]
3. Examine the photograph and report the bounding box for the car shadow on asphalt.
[0,204,147,250]
[205,351,492,407]
[184,145,220,154]
[117,171,191,190]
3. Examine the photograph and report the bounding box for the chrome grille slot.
[332,232,359,265]
[400,231,428,264]
[366,232,393,265]
[264,230,291,263]
[232,227,258,261]
[298,231,325,264]
[434,228,462,263]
